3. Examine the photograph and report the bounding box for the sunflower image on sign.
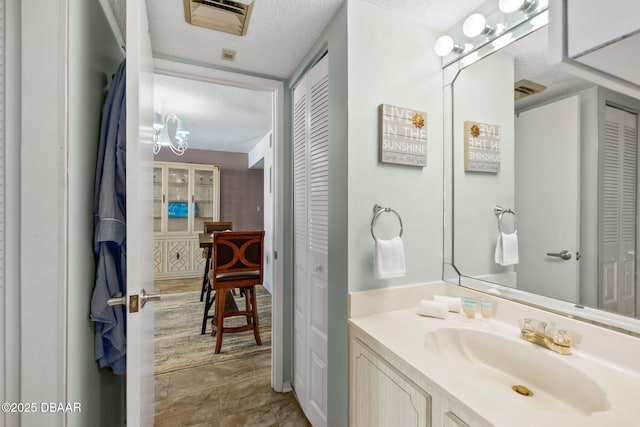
[412,112,425,129]
[470,123,480,138]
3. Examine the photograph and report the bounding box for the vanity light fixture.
[530,10,549,28]
[434,35,465,57]
[491,32,514,49]
[434,0,547,66]
[463,13,496,38]
[499,0,539,14]
[153,111,190,156]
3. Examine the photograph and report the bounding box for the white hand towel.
[417,299,448,319]
[434,295,461,313]
[495,232,519,266]
[374,236,406,279]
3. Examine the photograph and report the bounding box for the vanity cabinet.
[351,338,430,426]
[350,328,488,427]
[153,161,220,279]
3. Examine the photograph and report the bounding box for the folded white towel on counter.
[374,236,406,279]
[495,232,519,266]
[417,299,449,319]
[434,295,461,313]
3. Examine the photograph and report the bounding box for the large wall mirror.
[444,22,640,333]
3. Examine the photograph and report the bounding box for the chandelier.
[153,111,190,156]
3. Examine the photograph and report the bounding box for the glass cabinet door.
[153,167,163,232]
[167,167,190,233]
[193,168,215,233]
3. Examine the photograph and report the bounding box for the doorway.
[150,58,288,413]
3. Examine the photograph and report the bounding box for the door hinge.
[274,250,278,260]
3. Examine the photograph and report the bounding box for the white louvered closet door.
[601,105,638,317]
[292,54,329,427]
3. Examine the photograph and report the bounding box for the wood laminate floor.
[154,278,310,427]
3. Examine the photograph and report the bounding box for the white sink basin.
[424,328,610,415]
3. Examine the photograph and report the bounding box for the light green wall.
[67,0,125,425]
[347,0,444,292]
[452,51,515,277]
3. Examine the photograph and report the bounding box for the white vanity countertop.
[349,307,640,427]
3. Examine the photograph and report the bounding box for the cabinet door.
[153,166,163,232]
[167,166,190,233]
[351,340,431,427]
[444,412,470,427]
[192,239,207,273]
[166,239,192,273]
[192,167,219,233]
[153,240,163,274]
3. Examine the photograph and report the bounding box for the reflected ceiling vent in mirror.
[183,0,254,36]
[514,79,547,100]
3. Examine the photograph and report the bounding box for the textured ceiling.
[109,0,487,79]
[107,0,488,153]
[504,27,592,111]
[154,74,273,153]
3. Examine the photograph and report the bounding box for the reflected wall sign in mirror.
[444,20,640,332]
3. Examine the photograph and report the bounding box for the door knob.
[546,250,572,260]
[106,289,161,312]
[107,293,126,306]
[140,289,162,309]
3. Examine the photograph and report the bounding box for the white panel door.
[126,0,156,425]
[292,54,329,427]
[292,73,309,410]
[600,105,637,316]
[305,55,329,427]
[515,96,580,302]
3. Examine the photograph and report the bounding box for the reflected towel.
[495,232,519,266]
[374,236,406,279]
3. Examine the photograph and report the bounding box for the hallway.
[153,279,309,426]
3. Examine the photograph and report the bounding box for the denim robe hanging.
[90,60,127,374]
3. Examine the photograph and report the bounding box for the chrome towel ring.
[371,204,403,240]
[494,205,518,234]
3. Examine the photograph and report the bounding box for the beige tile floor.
[154,278,310,427]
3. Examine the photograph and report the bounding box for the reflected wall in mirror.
[447,24,640,322]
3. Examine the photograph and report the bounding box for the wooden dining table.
[198,232,214,302]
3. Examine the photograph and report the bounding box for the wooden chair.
[200,221,233,303]
[203,221,233,234]
[209,230,264,354]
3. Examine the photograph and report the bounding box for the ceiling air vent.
[514,79,547,100]
[183,0,254,36]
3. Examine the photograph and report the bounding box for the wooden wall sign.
[379,104,427,167]
[464,121,501,173]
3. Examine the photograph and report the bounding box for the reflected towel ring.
[371,204,403,240]
[494,205,518,234]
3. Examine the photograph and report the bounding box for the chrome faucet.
[519,318,572,355]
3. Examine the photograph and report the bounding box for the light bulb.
[499,0,525,13]
[463,13,489,38]
[434,35,454,56]
[499,0,539,14]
